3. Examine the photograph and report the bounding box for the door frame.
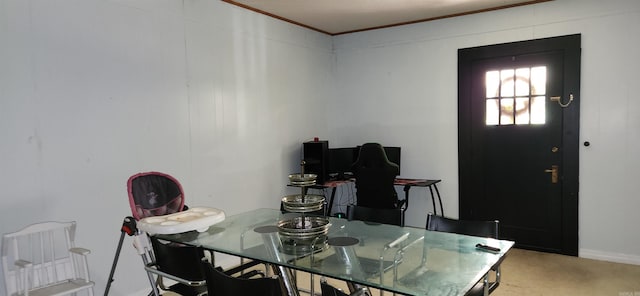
[458,34,581,256]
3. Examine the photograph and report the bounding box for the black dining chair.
[146,236,267,296]
[145,236,209,296]
[320,279,349,296]
[425,213,501,296]
[320,278,372,296]
[200,255,283,296]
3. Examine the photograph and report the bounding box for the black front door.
[458,35,581,255]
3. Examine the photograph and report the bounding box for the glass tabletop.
[155,208,514,296]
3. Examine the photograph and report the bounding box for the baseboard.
[580,248,640,265]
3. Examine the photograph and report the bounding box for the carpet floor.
[493,248,640,296]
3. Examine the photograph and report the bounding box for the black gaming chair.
[351,143,403,213]
[346,204,404,226]
[426,213,501,296]
[351,143,401,209]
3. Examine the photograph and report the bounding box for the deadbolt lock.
[544,165,559,184]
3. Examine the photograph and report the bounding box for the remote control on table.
[475,243,501,253]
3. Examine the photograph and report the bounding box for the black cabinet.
[303,141,329,184]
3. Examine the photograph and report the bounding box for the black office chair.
[425,213,501,296]
[346,204,404,226]
[351,143,402,210]
[200,255,283,296]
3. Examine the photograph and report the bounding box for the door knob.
[544,165,559,184]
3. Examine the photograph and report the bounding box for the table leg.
[256,226,301,296]
[434,184,443,216]
[270,264,300,296]
[427,186,438,216]
[403,185,411,208]
[346,281,372,296]
[326,187,337,216]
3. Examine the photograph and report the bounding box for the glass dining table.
[155,208,514,296]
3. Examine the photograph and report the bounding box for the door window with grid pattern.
[485,66,546,125]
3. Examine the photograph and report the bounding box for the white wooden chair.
[1,221,94,296]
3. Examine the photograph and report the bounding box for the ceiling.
[222,0,551,35]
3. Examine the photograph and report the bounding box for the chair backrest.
[201,257,283,296]
[347,205,404,226]
[1,221,94,296]
[351,143,400,209]
[425,213,499,238]
[426,214,502,295]
[147,236,208,296]
[150,236,207,281]
[127,171,185,220]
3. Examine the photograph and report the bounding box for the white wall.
[2,0,640,294]
[330,0,640,264]
[0,0,333,294]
